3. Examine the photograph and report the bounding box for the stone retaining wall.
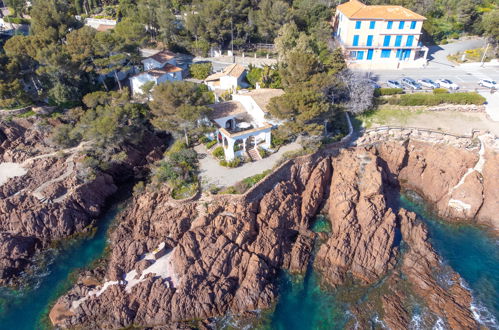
[357,126,479,149]
[0,106,31,118]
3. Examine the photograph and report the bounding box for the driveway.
[195,142,302,188]
[427,38,486,68]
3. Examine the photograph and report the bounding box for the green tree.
[482,9,499,53]
[253,0,292,42]
[140,81,156,100]
[149,81,212,144]
[5,0,25,17]
[189,62,212,80]
[279,51,322,87]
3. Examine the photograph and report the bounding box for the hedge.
[387,92,486,106]
[433,88,449,94]
[374,88,404,96]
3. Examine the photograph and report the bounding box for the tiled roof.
[239,88,284,113]
[205,63,246,81]
[209,101,247,119]
[96,24,115,32]
[337,0,426,20]
[132,64,182,78]
[146,50,176,63]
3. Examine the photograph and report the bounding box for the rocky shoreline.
[0,118,166,286]
[47,132,497,328]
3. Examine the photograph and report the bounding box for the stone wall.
[0,106,31,118]
[356,126,479,149]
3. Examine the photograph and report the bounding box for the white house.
[209,88,284,161]
[204,63,247,91]
[141,50,178,70]
[130,50,183,96]
[332,0,429,69]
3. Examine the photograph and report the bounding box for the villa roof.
[209,101,247,119]
[131,64,182,78]
[239,88,284,113]
[96,24,115,32]
[146,50,176,63]
[337,0,426,20]
[205,63,246,82]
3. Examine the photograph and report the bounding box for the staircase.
[247,148,261,161]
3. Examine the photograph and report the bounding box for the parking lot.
[359,64,499,92]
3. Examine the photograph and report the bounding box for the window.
[349,51,357,58]
[383,35,391,47]
[381,49,391,58]
[395,35,402,47]
[410,21,416,29]
[367,49,373,60]
[406,35,414,46]
[369,21,376,29]
[353,35,359,46]
[399,21,405,29]
[387,21,393,29]
[367,35,373,46]
[355,21,361,29]
[357,51,364,60]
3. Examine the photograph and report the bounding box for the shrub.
[219,158,241,167]
[258,147,269,158]
[165,140,188,156]
[205,140,217,149]
[433,88,449,94]
[212,146,225,159]
[189,63,212,80]
[133,181,146,196]
[198,136,210,144]
[387,92,486,106]
[374,88,404,96]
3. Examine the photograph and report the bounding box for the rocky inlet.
[49,132,498,328]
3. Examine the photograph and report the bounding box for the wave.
[459,278,498,329]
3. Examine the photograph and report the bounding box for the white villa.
[209,88,284,161]
[332,0,429,69]
[204,63,247,91]
[130,50,183,95]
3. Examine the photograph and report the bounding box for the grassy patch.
[220,170,271,194]
[356,107,424,128]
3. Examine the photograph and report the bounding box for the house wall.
[131,73,156,95]
[143,58,177,71]
[219,127,272,160]
[231,94,266,125]
[335,9,425,66]
[220,76,239,90]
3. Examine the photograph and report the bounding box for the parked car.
[478,79,497,89]
[368,79,381,89]
[436,79,459,90]
[417,79,440,89]
[401,77,421,90]
[386,80,403,89]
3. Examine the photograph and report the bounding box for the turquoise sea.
[0,194,497,329]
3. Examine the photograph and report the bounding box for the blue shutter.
[387,21,393,29]
[399,21,405,29]
[395,35,402,46]
[355,21,361,29]
[353,35,359,46]
[367,35,373,46]
[410,21,416,29]
[369,21,376,29]
[406,35,414,46]
[357,51,364,60]
[381,49,391,58]
[367,49,373,60]
[396,49,402,59]
[383,35,391,47]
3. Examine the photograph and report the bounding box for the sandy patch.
[0,162,27,186]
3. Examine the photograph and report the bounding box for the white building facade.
[209,89,284,161]
[204,63,247,91]
[333,0,429,69]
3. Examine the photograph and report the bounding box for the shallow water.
[0,202,124,330]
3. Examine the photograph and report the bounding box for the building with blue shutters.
[331,0,429,69]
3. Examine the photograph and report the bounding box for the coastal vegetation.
[386,92,486,106]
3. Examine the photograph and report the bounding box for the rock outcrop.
[50,135,496,329]
[0,118,165,285]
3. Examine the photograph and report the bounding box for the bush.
[258,147,269,158]
[165,140,188,156]
[133,181,146,196]
[189,63,212,80]
[219,158,241,167]
[212,146,225,159]
[433,88,449,94]
[387,92,486,106]
[198,136,210,144]
[205,140,217,149]
[374,88,404,96]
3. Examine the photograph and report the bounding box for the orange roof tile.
[337,0,425,20]
[205,63,246,81]
[147,50,176,63]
